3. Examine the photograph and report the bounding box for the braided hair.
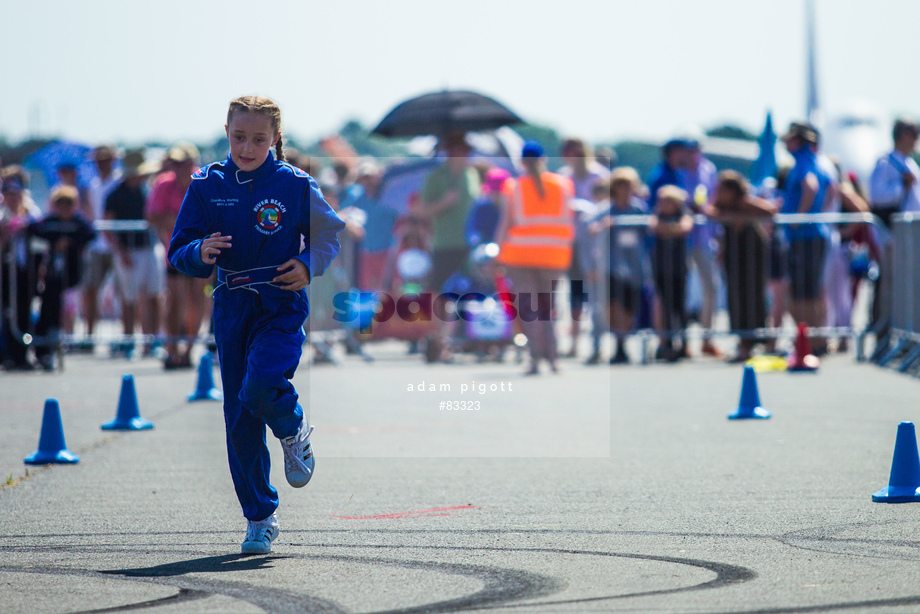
[227,95,285,161]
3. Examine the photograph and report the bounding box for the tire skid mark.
[0,542,752,614]
[779,519,920,562]
[0,563,346,614]
[304,552,563,614]
[69,588,207,613]
[1,551,562,614]
[3,520,919,613]
[290,544,754,609]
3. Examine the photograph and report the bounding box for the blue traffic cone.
[101,374,154,430]
[872,421,920,503]
[728,365,771,420]
[188,352,223,402]
[24,399,80,465]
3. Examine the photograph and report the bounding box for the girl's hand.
[200,232,231,265]
[274,259,310,291]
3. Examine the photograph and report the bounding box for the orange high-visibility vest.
[498,172,575,270]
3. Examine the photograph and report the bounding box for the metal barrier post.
[884,213,920,374]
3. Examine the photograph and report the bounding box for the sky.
[2,0,919,147]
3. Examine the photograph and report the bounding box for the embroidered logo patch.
[254,199,285,235]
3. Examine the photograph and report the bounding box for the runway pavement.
[2,343,920,613]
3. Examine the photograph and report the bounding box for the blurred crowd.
[0,144,206,370]
[1,117,918,373]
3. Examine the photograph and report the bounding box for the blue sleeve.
[465,205,482,247]
[646,167,663,210]
[167,182,214,278]
[339,184,365,210]
[295,177,346,282]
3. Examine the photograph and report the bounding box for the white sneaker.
[281,420,315,488]
[241,512,279,555]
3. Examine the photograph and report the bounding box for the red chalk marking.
[331,505,476,520]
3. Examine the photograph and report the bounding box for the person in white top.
[869,118,920,222]
[867,118,919,345]
[80,145,122,350]
[558,138,610,357]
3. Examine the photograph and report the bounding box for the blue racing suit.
[168,152,344,521]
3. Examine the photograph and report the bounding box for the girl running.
[168,95,345,554]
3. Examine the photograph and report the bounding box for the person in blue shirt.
[679,137,722,358]
[338,161,397,290]
[168,96,345,555]
[646,139,689,210]
[780,122,836,348]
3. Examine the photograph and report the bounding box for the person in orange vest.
[495,140,575,375]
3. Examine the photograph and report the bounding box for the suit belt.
[216,266,280,290]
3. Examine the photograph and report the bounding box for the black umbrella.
[371,90,524,138]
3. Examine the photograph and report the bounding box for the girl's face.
[225,112,279,172]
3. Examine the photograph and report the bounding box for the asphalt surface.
[2,341,920,613]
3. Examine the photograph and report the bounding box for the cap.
[167,147,189,164]
[782,121,819,145]
[656,184,689,205]
[50,185,79,204]
[662,138,690,154]
[122,149,146,176]
[167,142,200,164]
[522,140,544,159]
[610,166,640,190]
[138,159,162,176]
[481,168,511,195]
